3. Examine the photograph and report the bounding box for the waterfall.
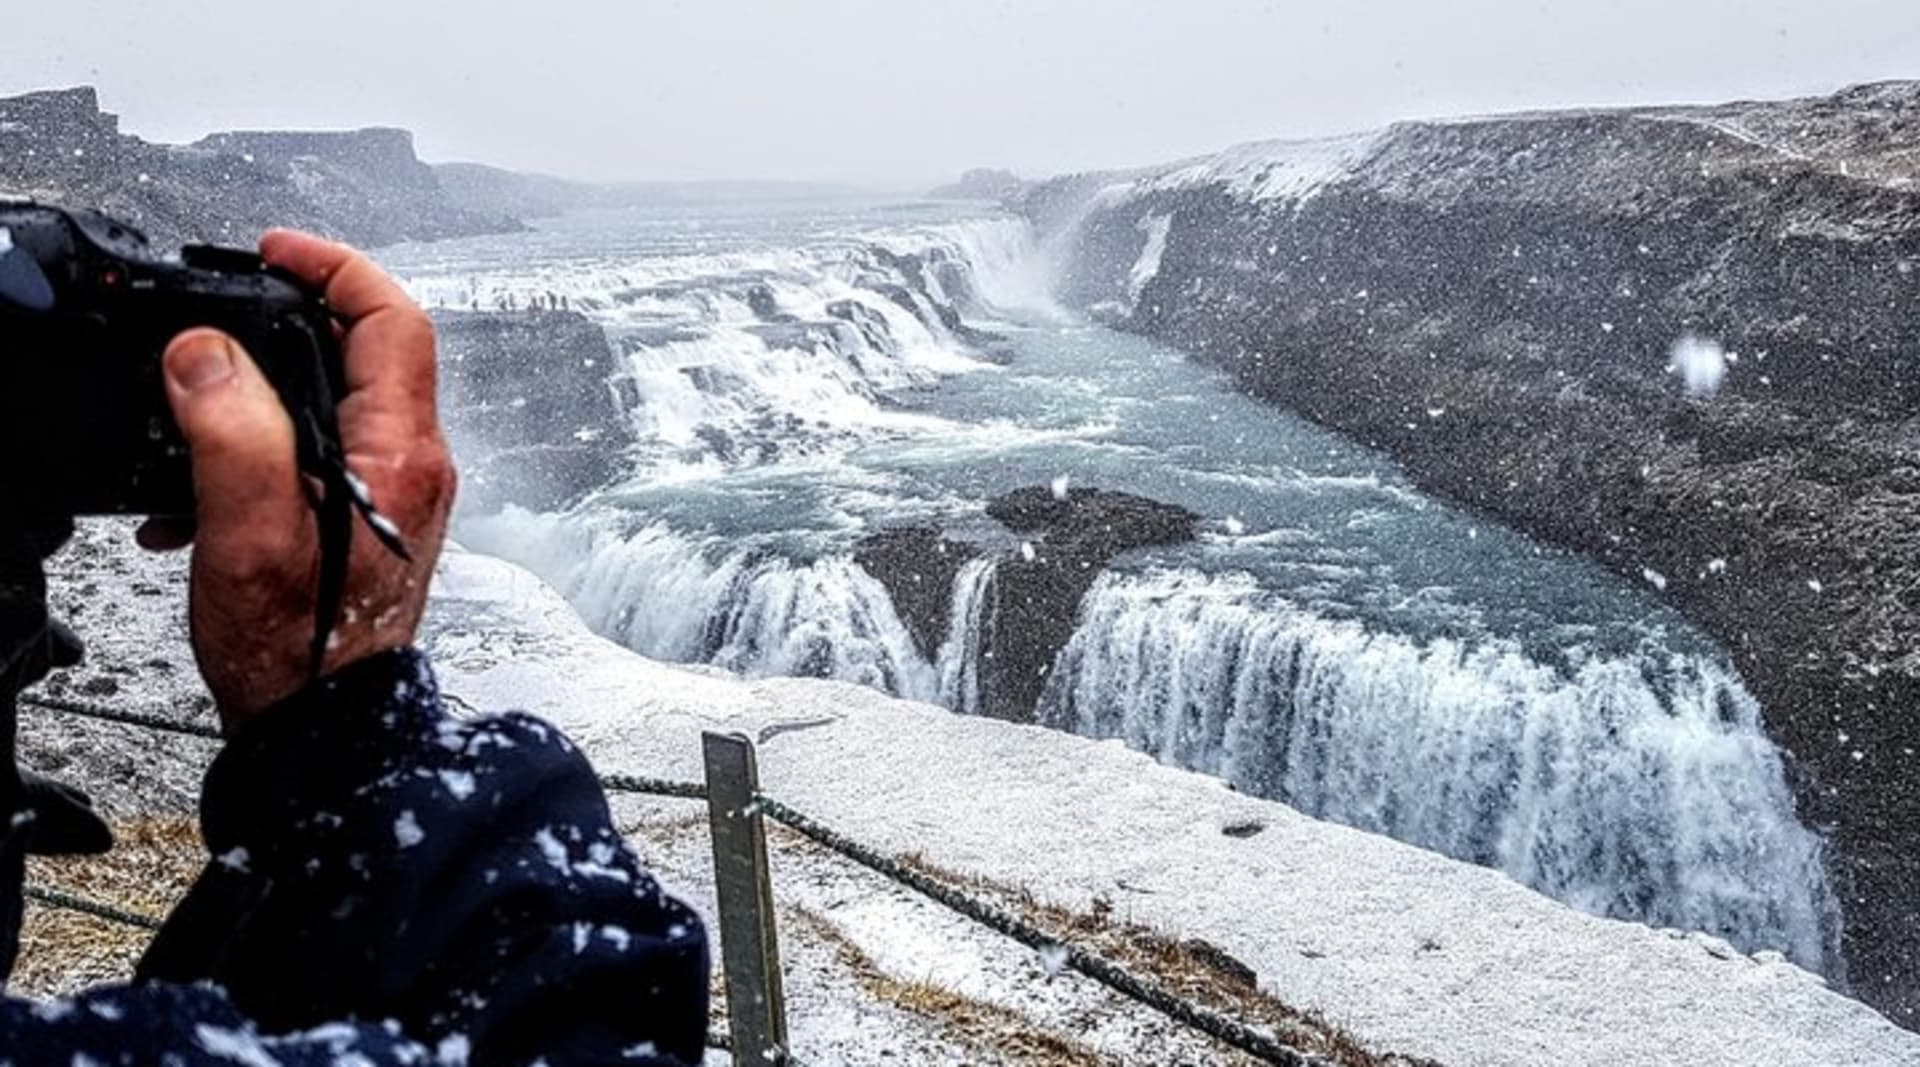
[876,217,1069,321]
[408,219,1036,478]
[1037,568,1843,973]
[462,510,938,701]
[933,557,1000,714]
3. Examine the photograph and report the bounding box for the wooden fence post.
[702,731,789,1065]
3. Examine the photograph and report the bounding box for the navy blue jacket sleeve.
[0,649,710,1066]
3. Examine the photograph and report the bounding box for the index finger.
[259,229,437,407]
[260,229,413,322]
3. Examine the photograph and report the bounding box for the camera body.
[0,202,342,517]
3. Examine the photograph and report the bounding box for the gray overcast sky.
[2,1,1916,185]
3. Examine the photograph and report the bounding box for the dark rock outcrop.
[0,86,518,248]
[980,487,1198,720]
[857,488,1198,721]
[852,526,979,656]
[432,310,632,514]
[1020,81,1920,1023]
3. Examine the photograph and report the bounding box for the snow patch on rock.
[1125,213,1171,309]
[1136,131,1385,206]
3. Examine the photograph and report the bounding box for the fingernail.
[168,335,236,392]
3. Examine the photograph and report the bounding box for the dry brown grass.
[14,817,203,996]
[887,851,1440,1067]
[617,808,710,840]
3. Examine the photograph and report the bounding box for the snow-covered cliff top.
[1053,80,1920,220]
[426,547,1920,1067]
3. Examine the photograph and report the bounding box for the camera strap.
[296,404,411,680]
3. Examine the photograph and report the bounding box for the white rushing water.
[931,557,1000,716]
[388,198,1842,978]
[464,509,938,702]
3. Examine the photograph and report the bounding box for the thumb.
[162,328,304,537]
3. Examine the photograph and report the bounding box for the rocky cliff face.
[432,309,634,515]
[1020,81,1920,1025]
[0,87,518,248]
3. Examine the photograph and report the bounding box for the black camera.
[0,202,344,517]
[0,202,405,673]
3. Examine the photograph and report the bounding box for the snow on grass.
[426,546,1920,1067]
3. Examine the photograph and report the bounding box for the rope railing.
[24,886,164,932]
[21,692,1324,1066]
[749,792,1324,1066]
[21,694,224,741]
[603,772,708,801]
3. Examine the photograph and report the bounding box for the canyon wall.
[0,87,517,248]
[1019,81,1920,1025]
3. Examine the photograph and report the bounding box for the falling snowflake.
[1051,475,1070,500]
[1668,335,1729,399]
[437,769,477,801]
[1036,943,1069,978]
[394,810,424,849]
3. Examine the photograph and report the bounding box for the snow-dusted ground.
[22,525,1289,1065]
[427,546,1920,1067]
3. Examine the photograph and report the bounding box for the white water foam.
[1037,568,1842,974]
[411,218,1053,478]
[872,217,1068,322]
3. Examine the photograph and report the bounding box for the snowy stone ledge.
[426,546,1920,1067]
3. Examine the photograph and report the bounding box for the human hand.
[138,231,455,731]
